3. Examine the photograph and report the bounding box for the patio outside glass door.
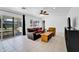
[2,16,14,39]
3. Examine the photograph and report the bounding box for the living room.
[0,7,79,52]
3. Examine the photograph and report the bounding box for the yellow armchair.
[47,27,56,36]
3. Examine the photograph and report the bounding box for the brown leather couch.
[27,28,44,40]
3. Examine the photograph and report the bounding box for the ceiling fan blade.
[44,13,49,15]
[43,11,47,14]
[40,10,43,14]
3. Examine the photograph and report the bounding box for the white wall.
[43,15,67,33]
[67,7,79,29]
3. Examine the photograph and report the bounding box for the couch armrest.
[27,32,35,40]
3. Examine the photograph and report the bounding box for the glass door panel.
[0,16,1,39]
[14,18,22,36]
[2,16,14,39]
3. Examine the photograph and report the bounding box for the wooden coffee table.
[41,32,53,42]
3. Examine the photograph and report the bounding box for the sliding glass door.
[0,16,23,40]
[14,18,22,36]
[2,16,14,39]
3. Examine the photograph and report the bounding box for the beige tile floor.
[0,32,67,52]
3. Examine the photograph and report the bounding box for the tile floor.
[0,32,67,52]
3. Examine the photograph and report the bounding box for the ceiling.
[0,7,71,17]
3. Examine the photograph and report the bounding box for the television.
[67,17,71,29]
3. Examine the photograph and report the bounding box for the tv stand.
[65,27,79,52]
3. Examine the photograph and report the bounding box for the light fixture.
[40,10,49,15]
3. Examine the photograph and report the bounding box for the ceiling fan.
[40,10,49,15]
[21,7,26,9]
